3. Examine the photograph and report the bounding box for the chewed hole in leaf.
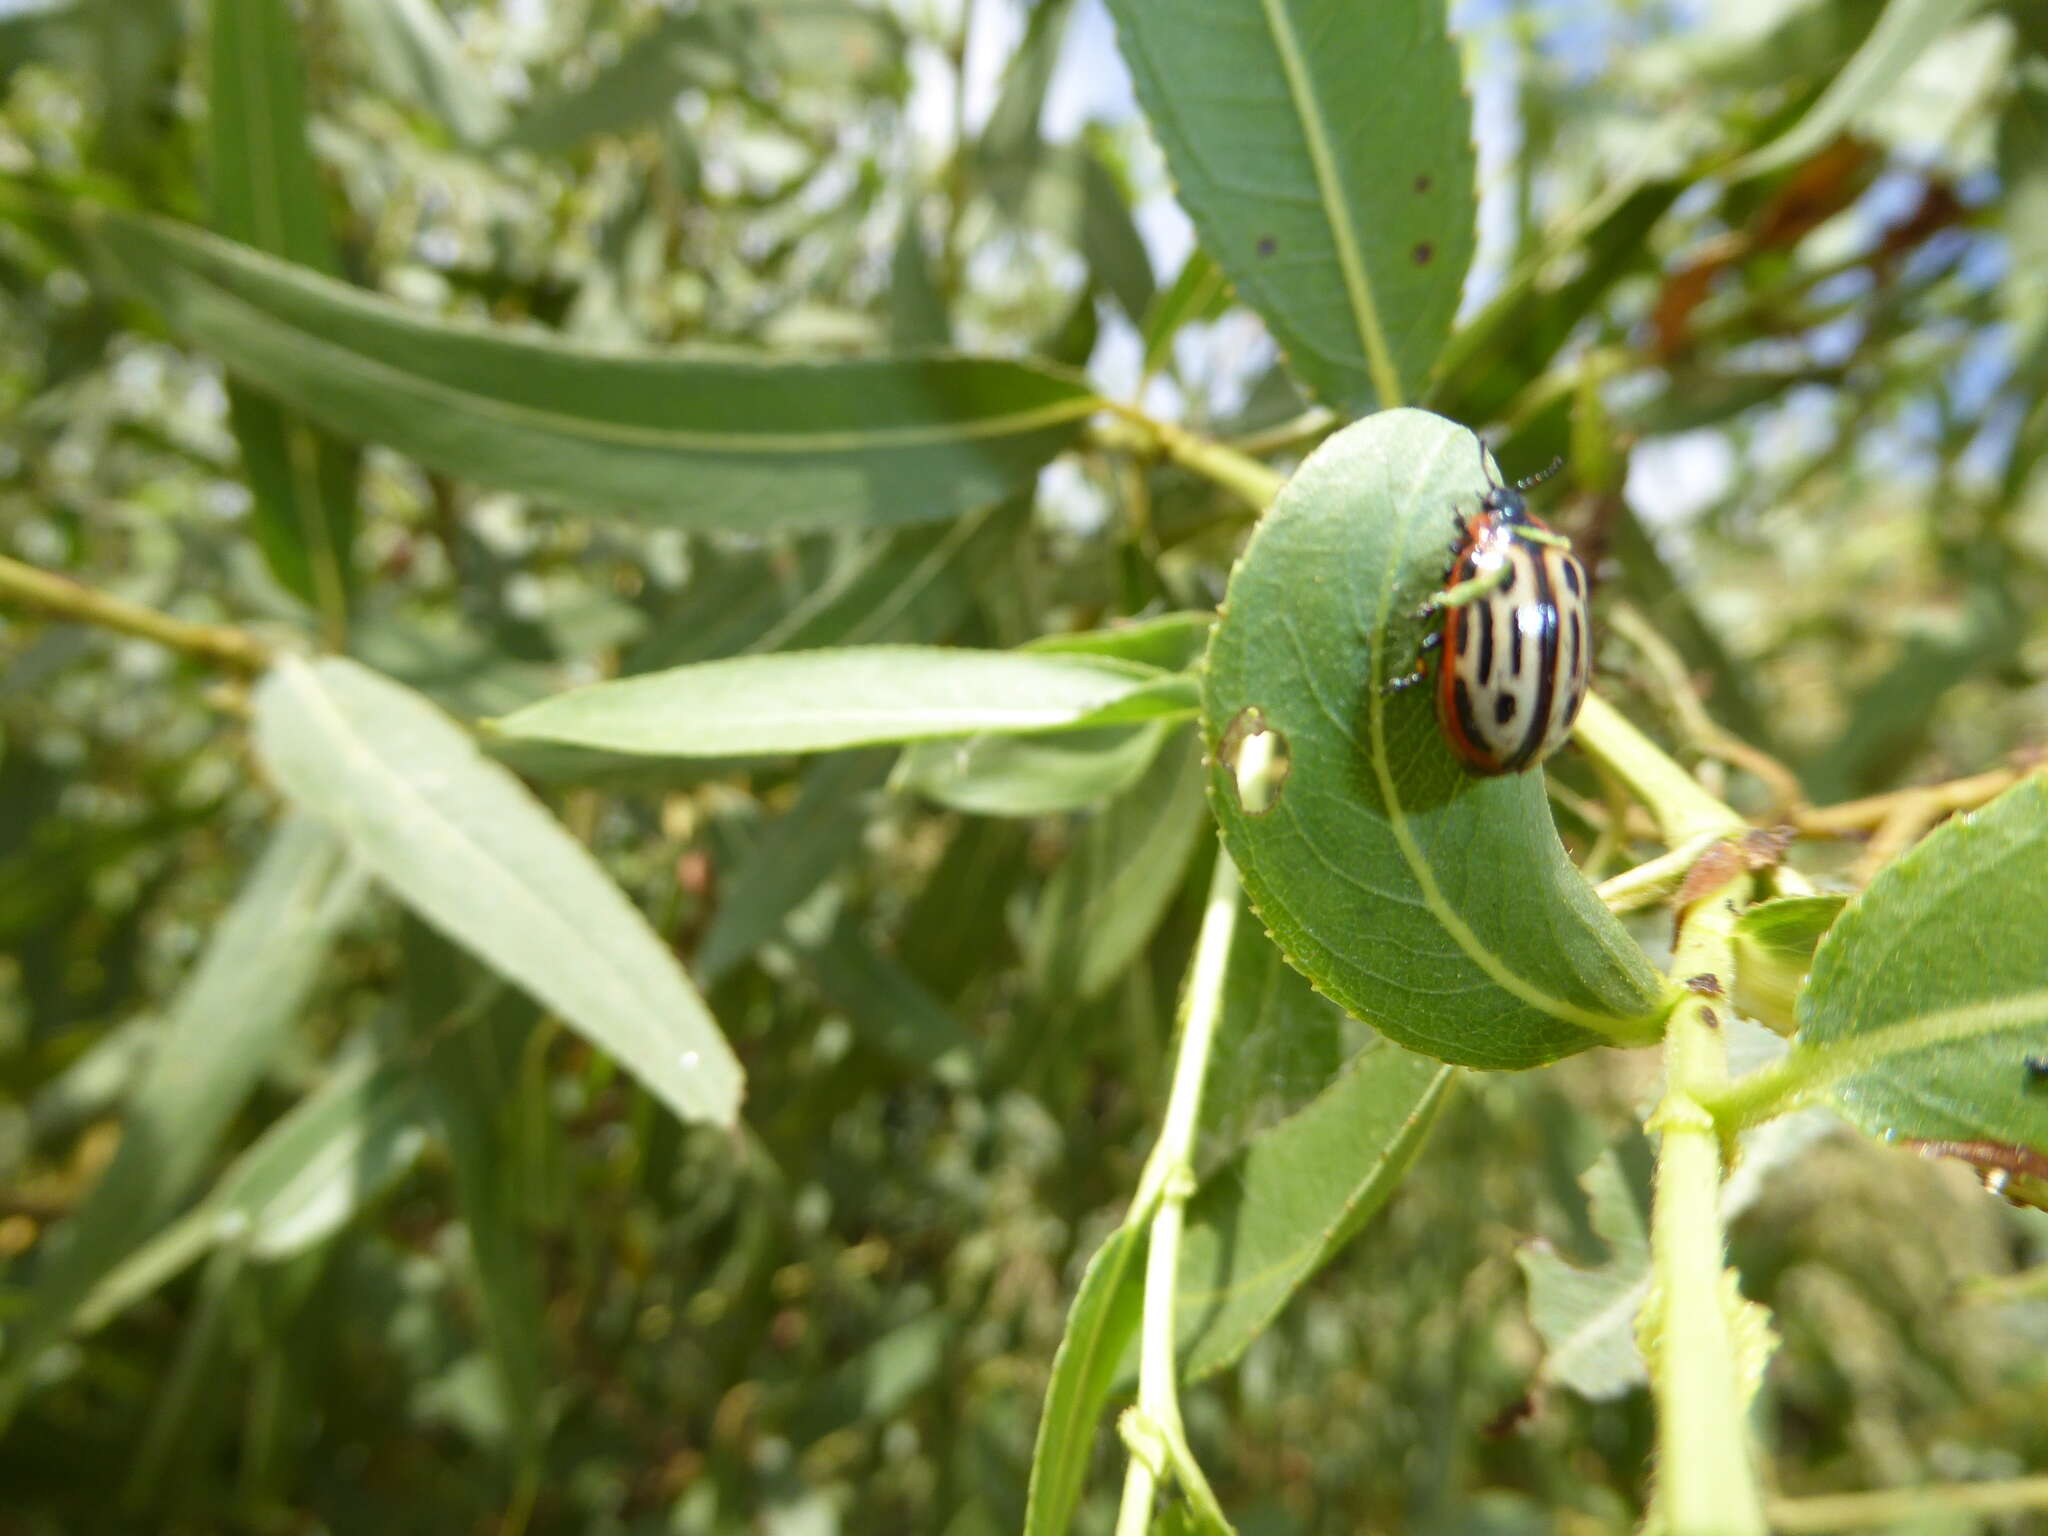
[1218,707,1290,815]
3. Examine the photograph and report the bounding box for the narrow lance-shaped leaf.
[407,927,548,1457]
[79,208,1097,533]
[208,0,357,625]
[893,721,1173,817]
[494,646,1198,758]
[0,817,364,1419]
[1201,410,1665,1068]
[1728,0,1982,179]
[1024,1037,1452,1532]
[1162,1039,1453,1381]
[74,1049,432,1335]
[252,656,743,1127]
[1105,0,1475,413]
[694,751,892,987]
[1028,728,1208,1001]
[1021,1222,1146,1536]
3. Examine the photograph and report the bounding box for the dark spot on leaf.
[1685,973,1724,996]
[1414,174,1432,194]
[1256,236,1277,257]
[1413,242,1434,265]
[1698,1008,1720,1030]
[1218,705,1290,816]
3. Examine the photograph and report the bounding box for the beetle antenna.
[1515,456,1564,492]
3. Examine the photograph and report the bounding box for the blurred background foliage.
[0,0,2046,1532]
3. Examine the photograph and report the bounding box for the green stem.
[1645,873,1766,1536]
[1115,846,1242,1535]
[1573,692,1746,846]
[1594,831,1729,913]
[1695,1050,1819,1131]
[1099,404,1285,515]
[0,555,271,671]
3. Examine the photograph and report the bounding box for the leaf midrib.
[1254,0,1403,406]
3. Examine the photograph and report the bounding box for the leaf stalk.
[0,555,272,672]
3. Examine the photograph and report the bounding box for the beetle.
[1386,440,1593,776]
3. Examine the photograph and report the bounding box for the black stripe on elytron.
[1506,559,1525,680]
[1518,551,1562,770]
[1454,675,1487,759]
[1475,574,1495,684]
[1562,557,1584,598]
[1554,582,1583,755]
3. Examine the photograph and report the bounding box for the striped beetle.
[1386,441,1592,776]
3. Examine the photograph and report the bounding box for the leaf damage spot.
[1413,174,1432,194]
[1684,973,1723,996]
[1412,242,1434,265]
[1218,706,1290,816]
[1256,236,1277,257]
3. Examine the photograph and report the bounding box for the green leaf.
[217,1051,427,1262]
[1776,776,2048,1155]
[494,646,1197,758]
[408,928,549,1457]
[1519,1090,1835,1401]
[695,751,891,987]
[893,721,1172,817]
[1170,1041,1454,1380]
[75,1048,431,1336]
[1515,1143,1653,1401]
[888,203,950,349]
[1728,0,1983,179]
[1028,729,1209,1001]
[1021,1220,1146,1536]
[502,11,737,155]
[982,0,1075,170]
[1104,0,1475,413]
[1026,611,1214,671]
[251,655,743,1128]
[1198,892,1365,1163]
[1731,895,1847,1037]
[77,208,1097,533]
[0,817,364,1419]
[1140,247,1232,379]
[752,500,1022,654]
[208,0,357,625]
[1200,410,1665,1069]
[327,0,508,145]
[1999,61,2048,361]
[786,911,981,1084]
